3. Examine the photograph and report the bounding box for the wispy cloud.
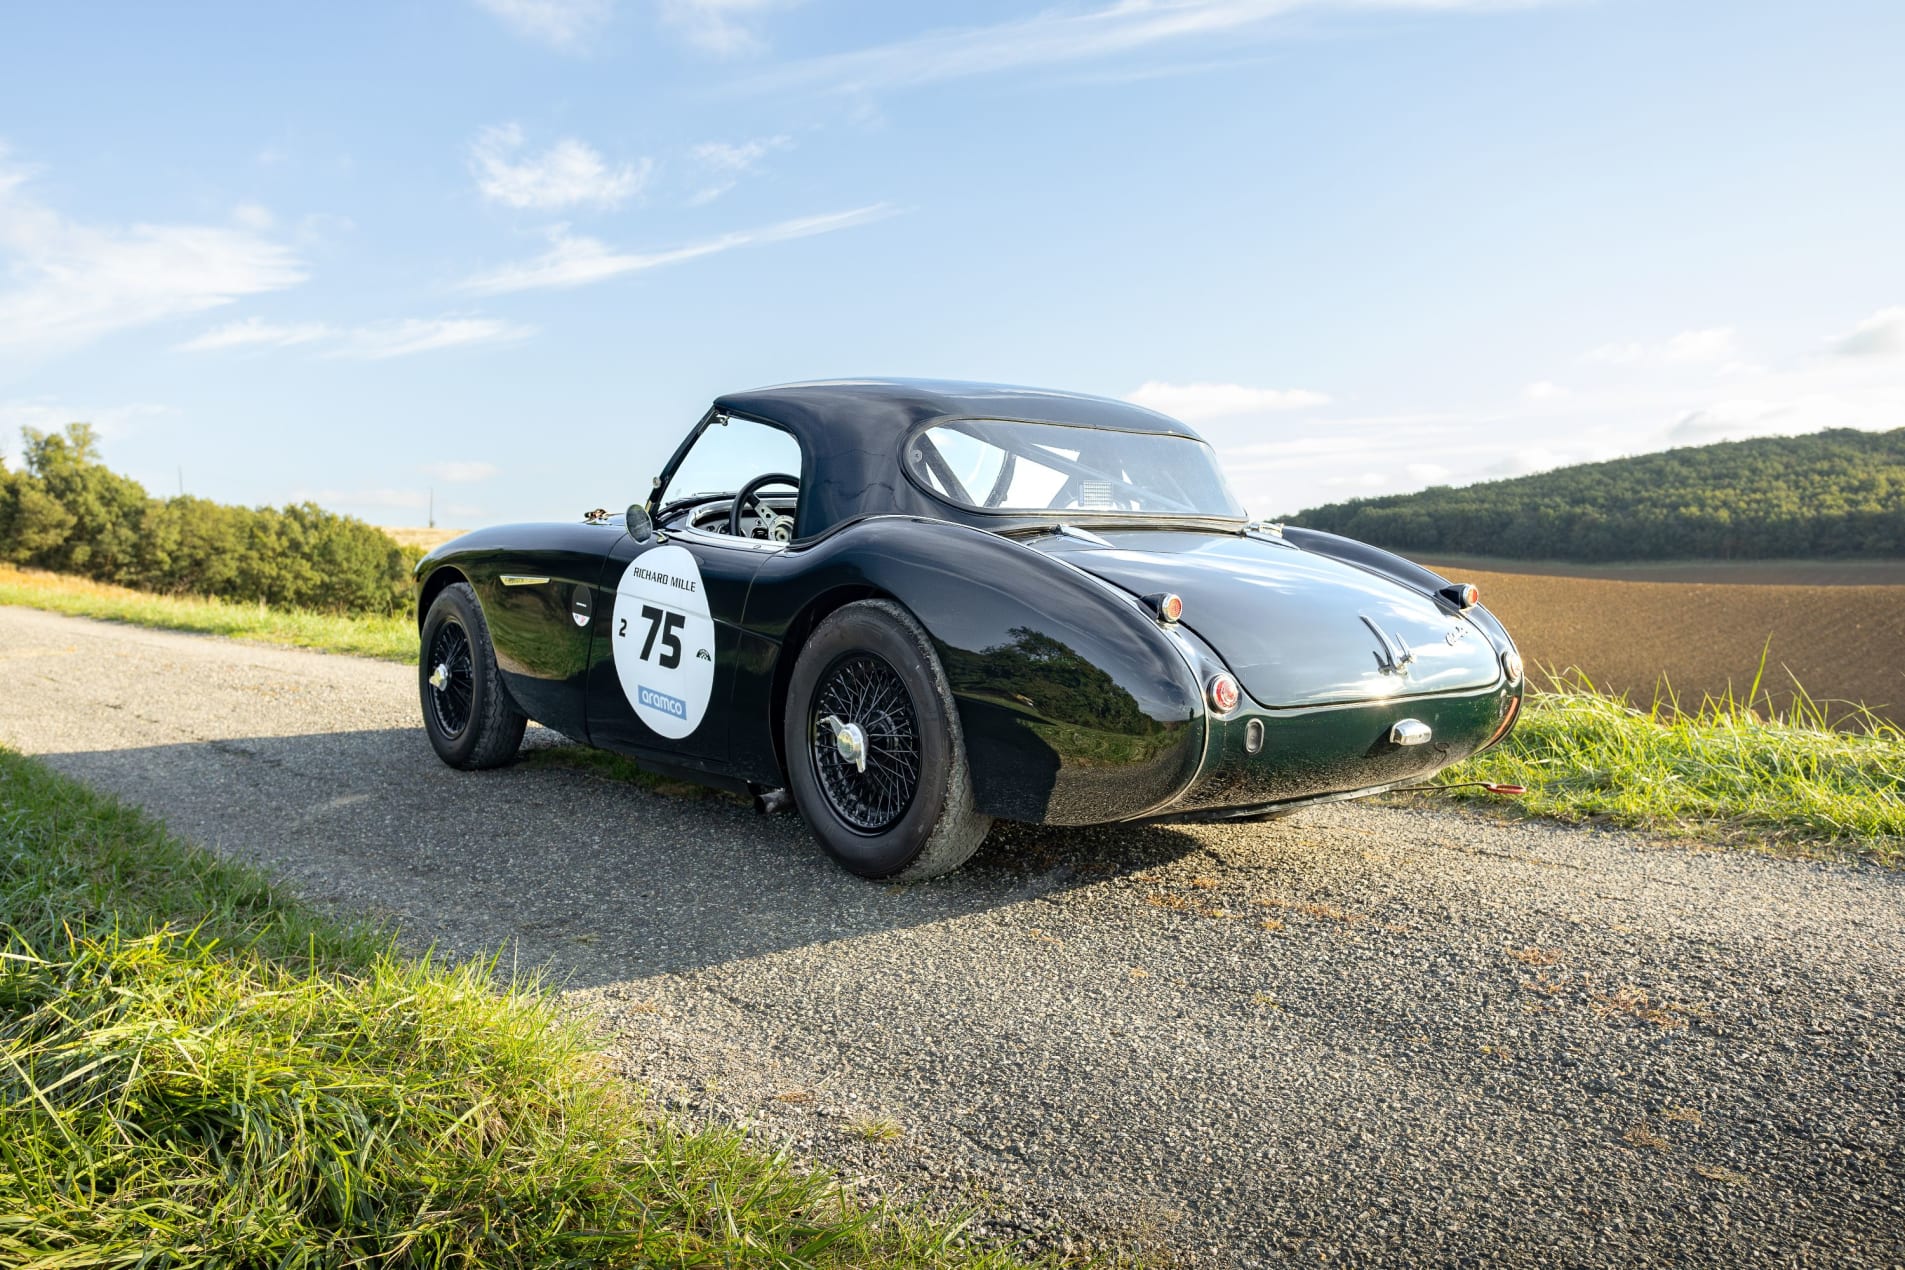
[1665,399,1797,446]
[1210,305,1905,515]
[660,0,799,55]
[1583,326,1741,367]
[231,202,275,231]
[460,203,897,294]
[176,317,334,352]
[749,0,1554,95]
[472,0,612,51]
[179,315,533,359]
[0,399,176,469]
[470,124,650,211]
[1126,380,1330,422]
[1830,305,1905,358]
[688,134,791,204]
[296,487,434,511]
[0,144,305,360]
[694,137,788,172]
[421,460,501,483]
[336,318,533,359]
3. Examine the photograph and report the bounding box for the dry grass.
[1695,1162,1751,1185]
[847,1115,906,1144]
[1591,984,1693,1030]
[377,525,468,551]
[1623,1123,1673,1154]
[0,563,414,662]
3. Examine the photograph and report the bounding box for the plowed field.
[1429,564,1905,724]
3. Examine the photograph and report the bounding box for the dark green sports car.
[414,379,1524,880]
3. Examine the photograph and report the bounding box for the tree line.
[0,424,418,616]
[1283,427,1905,561]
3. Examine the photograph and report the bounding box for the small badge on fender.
[570,587,592,627]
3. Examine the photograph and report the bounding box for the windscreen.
[906,419,1245,519]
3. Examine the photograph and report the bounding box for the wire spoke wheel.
[427,620,476,738]
[810,652,921,833]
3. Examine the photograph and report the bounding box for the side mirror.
[625,503,654,542]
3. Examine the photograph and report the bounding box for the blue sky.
[2,0,1901,526]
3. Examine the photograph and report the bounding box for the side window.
[907,424,1073,509]
[661,415,802,506]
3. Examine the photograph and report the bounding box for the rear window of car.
[905,418,1245,519]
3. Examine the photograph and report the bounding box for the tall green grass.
[1437,668,1905,865]
[0,564,414,662]
[0,748,1061,1268]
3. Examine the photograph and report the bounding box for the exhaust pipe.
[753,786,795,815]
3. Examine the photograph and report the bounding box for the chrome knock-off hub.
[820,714,868,773]
[430,662,451,691]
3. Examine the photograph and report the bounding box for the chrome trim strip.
[668,523,789,553]
[499,575,551,586]
[1056,522,1114,547]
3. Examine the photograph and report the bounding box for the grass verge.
[0,746,1059,1268]
[0,563,413,662]
[1433,671,1905,866]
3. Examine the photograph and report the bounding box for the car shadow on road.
[38,725,1210,988]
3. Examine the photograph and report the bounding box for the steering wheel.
[729,472,801,541]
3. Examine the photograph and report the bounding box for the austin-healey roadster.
[415,379,1523,879]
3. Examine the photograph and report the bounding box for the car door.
[584,412,803,768]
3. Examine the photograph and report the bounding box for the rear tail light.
[1207,672,1241,715]
[1144,592,1184,624]
[1502,649,1523,684]
[1438,582,1480,610]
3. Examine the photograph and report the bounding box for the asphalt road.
[2,605,1901,1267]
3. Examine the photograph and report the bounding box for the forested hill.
[1282,427,1905,561]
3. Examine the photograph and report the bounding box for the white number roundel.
[611,545,715,740]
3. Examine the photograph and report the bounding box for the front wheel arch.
[416,565,470,632]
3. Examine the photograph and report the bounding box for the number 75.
[620,604,685,669]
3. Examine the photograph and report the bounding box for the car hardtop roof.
[711,377,1204,443]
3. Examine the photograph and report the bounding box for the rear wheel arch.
[782,597,991,879]
[769,583,892,779]
[762,522,1209,823]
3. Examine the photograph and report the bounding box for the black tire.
[420,582,527,770]
[784,599,991,881]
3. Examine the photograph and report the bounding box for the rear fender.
[745,518,1206,824]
